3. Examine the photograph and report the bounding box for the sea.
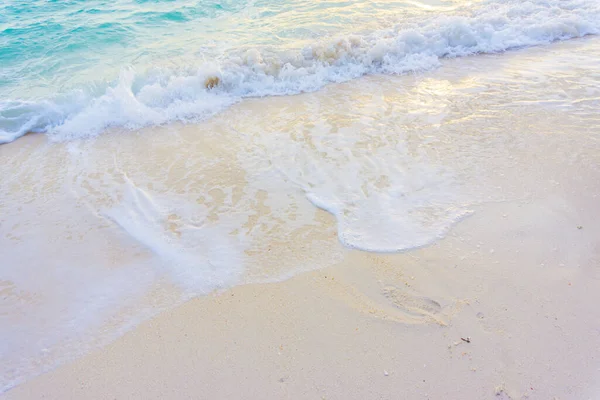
[1,0,600,392]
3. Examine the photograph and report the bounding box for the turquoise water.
[1,0,251,94]
[1,0,599,143]
[0,0,441,96]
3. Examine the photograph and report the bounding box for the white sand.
[2,39,600,399]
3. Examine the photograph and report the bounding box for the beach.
[2,35,600,398]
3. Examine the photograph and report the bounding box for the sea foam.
[1,0,599,144]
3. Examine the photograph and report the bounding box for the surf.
[1,0,599,144]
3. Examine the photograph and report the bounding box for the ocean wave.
[1,0,599,144]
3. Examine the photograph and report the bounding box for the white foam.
[259,116,474,252]
[1,0,599,143]
[101,174,246,293]
[304,175,473,253]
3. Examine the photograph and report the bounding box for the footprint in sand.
[381,285,445,324]
[321,275,449,325]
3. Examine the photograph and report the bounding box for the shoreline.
[2,37,600,399]
[2,34,599,147]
